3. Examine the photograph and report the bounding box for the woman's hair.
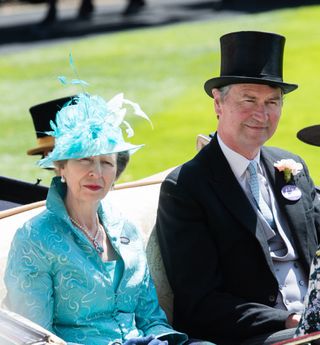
[54,160,67,171]
[54,153,130,180]
[116,151,130,180]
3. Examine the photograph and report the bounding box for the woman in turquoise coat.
[4,87,187,345]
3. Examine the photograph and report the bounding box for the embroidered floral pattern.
[296,252,320,336]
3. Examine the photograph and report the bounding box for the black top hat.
[204,31,298,98]
[27,96,75,156]
[297,125,320,147]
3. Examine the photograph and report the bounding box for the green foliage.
[1,6,320,186]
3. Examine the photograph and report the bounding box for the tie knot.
[248,161,258,177]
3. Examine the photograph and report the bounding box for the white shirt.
[217,134,260,190]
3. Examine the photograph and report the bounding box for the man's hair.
[218,85,232,101]
[217,84,284,102]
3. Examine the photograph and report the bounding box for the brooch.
[120,236,130,245]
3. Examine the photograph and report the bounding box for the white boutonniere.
[274,159,303,201]
[274,159,303,183]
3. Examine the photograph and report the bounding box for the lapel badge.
[281,184,302,201]
[120,236,130,245]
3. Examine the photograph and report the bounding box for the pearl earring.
[61,176,66,183]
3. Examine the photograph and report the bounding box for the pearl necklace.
[69,216,104,254]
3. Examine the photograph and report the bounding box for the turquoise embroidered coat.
[4,177,187,345]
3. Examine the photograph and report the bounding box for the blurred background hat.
[204,31,298,98]
[27,96,75,156]
[297,125,320,146]
[38,92,151,168]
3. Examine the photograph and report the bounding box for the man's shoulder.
[164,153,206,184]
[262,146,302,161]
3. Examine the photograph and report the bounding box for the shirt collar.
[217,134,261,182]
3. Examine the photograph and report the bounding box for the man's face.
[213,83,283,159]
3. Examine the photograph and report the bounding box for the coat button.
[269,295,276,302]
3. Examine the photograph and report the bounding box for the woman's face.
[59,154,117,205]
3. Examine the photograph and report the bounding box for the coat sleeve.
[156,177,291,343]
[134,262,188,345]
[4,224,54,332]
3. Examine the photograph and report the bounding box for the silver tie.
[247,161,276,229]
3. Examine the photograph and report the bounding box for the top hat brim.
[204,76,298,98]
[27,144,54,156]
[27,136,54,156]
[297,125,320,147]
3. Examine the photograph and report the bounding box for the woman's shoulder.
[15,208,61,242]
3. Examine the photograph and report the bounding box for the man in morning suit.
[156,31,320,345]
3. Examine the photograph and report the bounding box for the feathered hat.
[38,56,151,168]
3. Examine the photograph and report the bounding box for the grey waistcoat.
[246,169,307,313]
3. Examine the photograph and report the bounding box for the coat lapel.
[98,200,126,258]
[260,148,309,264]
[204,136,271,254]
[98,199,143,270]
